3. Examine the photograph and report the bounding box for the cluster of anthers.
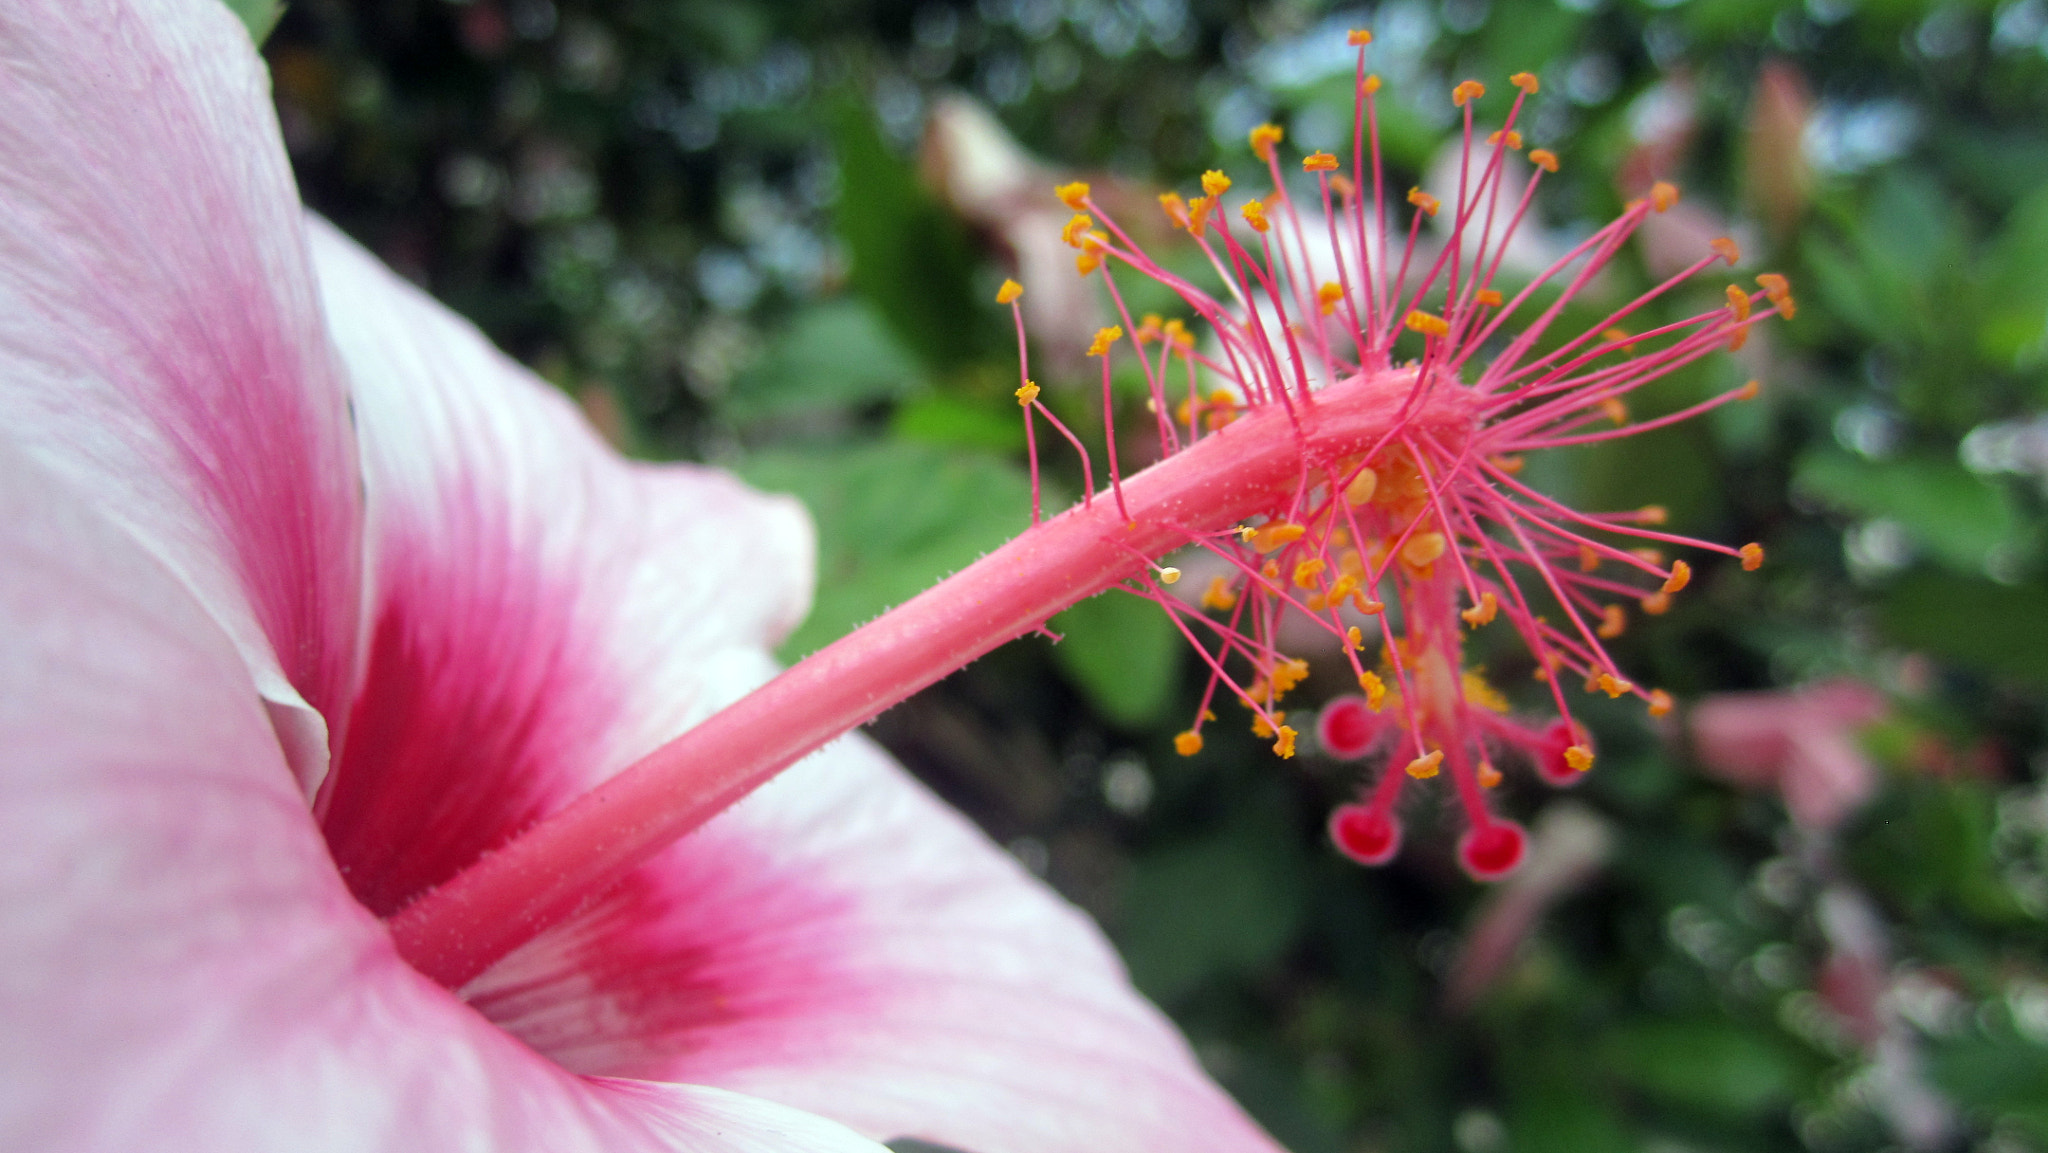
[995,33,1790,879]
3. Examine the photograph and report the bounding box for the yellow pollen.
[1597,603,1627,639]
[1241,199,1270,232]
[1251,708,1285,738]
[1452,79,1486,106]
[1639,505,1667,524]
[1158,192,1189,228]
[1185,195,1212,238]
[1401,531,1448,569]
[1737,379,1761,400]
[1055,181,1090,210]
[1076,250,1103,277]
[1492,454,1525,474]
[1346,625,1364,650]
[1328,574,1358,603]
[1603,326,1639,353]
[1478,761,1504,788]
[1463,671,1511,714]
[1087,326,1123,357]
[1597,673,1633,698]
[1406,750,1444,779]
[1529,148,1558,172]
[1253,522,1307,553]
[1060,214,1095,247]
[1363,73,1382,95]
[1650,181,1680,212]
[1343,468,1378,505]
[996,279,1023,304]
[1757,273,1797,319]
[1260,560,1280,580]
[1510,71,1539,94]
[1579,544,1600,572]
[1601,397,1629,425]
[1662,560,1692,594]
[1711,236,1741,266]
[1640,590,1672,615]
[1201,576,1238,611]
[1134,314,1163,344]
[1476,288,1503,308]
[1236,524,1257,543]
[1015,379,1040,406]
[1405,310,1450,338]
[1487,129,1523,150]
[1461,591,1498,627]
[1353,592,1386,615]
[1303,151,1340,172]
[1273,725,1298,759]
[1632,547,1666,566]
[1317,281,1345,315]
[1359,670,1387,710]
[1158,566,1181,585]
[1647,689,1674,717]
[1163,319,1192,348]
[1249,123,1285,161]
[1406,186,1440,217]
[1174,730,1203,756]
[1564,745,1595,773]
[1347,28,1373,45]
[1271,658,1310,696]
[1292,558,1326,589]
[1330,174,1356,198]
[1740,542,1765,570]
[1201,169,1231,198]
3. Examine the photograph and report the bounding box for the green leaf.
[1793,450,2019,572]
[1601,1018,1810,1116]
[892,391,1025,452]
[1877,572,2048,685]
[218,0,283,44]
[1047,588,1182,728]
[738,440,1033,660]
[726,300,924,422]
[1977,184,2048,367]
[1117,802,1308,1004]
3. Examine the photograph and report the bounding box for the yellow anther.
[1237,524,1257,543]
[1061,213,1096,247]
[1638,505,1667,524]
[1579,544,1600,573]
[1647,689,1674,718]
[1317,281,1345,316]
[1405,310,1450,339]
[1346,625,1364,650]
[1711,236,1741,266]
[1632,547,1665,566]
[1359,670,1387,711]
[1601,397,1629,425]
[1487,129,1523,150]
[996,279,1024,304]
[1343,467,1379,505]
[1463,671,1511,714]
[1650,181,1680,212]
[1249,123,1285,161]
[1292,558,1326,589]
[1271,658,1310,696]
[1174,730,1204,756]
[1640,590,1672,615]
[1201,169,1231,198]
[1510,71,1540,94]
[1662,559,1692,594]
[1185,195,1212,238]
[1159,191,1189,228]
[1727,285,1753,352]
[1328,574,1358,602]
[1529,148,1559,172]
[1461,591,1499,627]
[1492,454,1525,474]
[1303,150,1340,172]
[1401,531,1448,569]
[1260,560,1280,580]
[1406,750,1445,779]
[1253,522,1306,553]
[1076,250,1103,277]
[1363,73,1383,95]
[1756,272,1797,319]
[1087,326,1123,357]
[1453,79,1486,107]
[1476,288,1503,308]
[1740,542,1765,571]
[1158,566,1182,585]
[1353,592,1386,615]
[1564,745,1595,773]
[1347,28,1373,45]
[1015,379,1040,406]
[1055,181,1091,210]
[1241,199,1270,232]
[1737,379,1761,401]
[1162,318,1192,348]
[1603,327,1639,354]
[1274,725,1299,759]
[1201,576,1239,611]
[1406,186,1441,217]
[1339,548,1364,575]
[1597,672,1633,699]
[1329,173,1355,198]
[1251,708,1285,738]
[1134,314,1163,344]
[1478,761,1504,788]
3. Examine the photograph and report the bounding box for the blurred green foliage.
[273,0,2048,1148]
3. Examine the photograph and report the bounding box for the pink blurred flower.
[0,3,1279,1151]
[1689,679,1889,830]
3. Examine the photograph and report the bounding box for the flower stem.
[388,370,1429,989]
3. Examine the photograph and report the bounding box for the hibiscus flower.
[0,2,1282,1150]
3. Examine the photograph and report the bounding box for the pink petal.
[0,439,884,1153]
[305,223,1280,1152]
[0,0,364,792]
